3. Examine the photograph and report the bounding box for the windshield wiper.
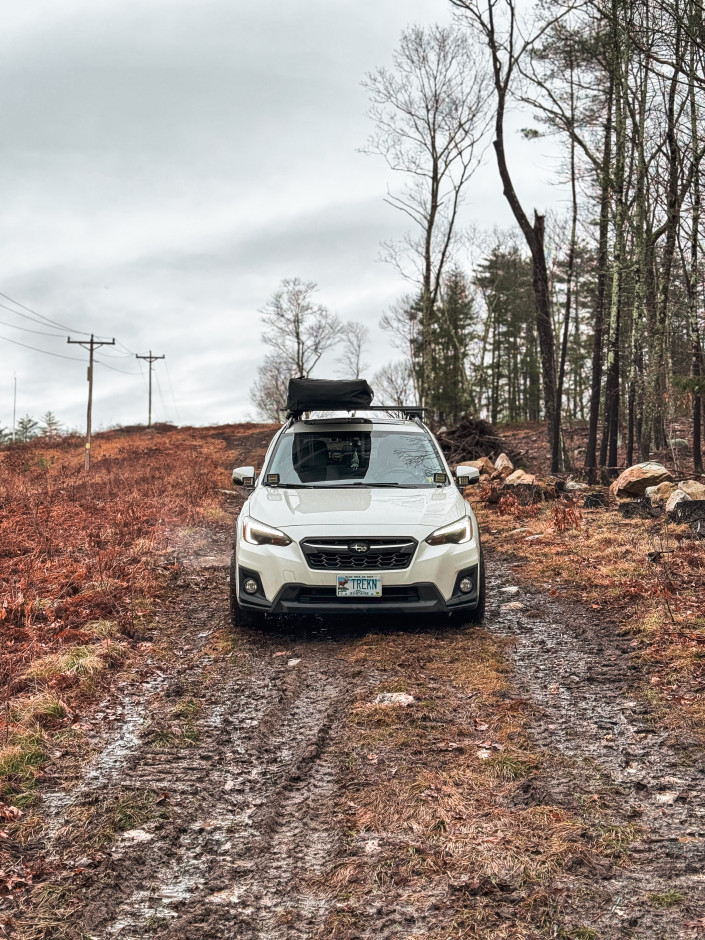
[263,482,314,488]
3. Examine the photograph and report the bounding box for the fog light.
[244,578,258,595]
[459,577,473,593]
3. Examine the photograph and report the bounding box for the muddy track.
[36,529,705,940]
[61,529,362,940]
[491,563,705,938]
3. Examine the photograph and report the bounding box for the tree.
[250,355,291,422]
[16,414,38,442]
[373,361,415,406]
[337,322,370,379]
[450,0,563,469]
[41,411,62,438]
[259,278,341,378]
[363,24,489,407]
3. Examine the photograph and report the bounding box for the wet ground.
[17,523,705,939]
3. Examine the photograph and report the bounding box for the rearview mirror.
[232,465,256,487]
[456,465,480,487]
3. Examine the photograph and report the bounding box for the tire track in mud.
[73,536,360,940]
[490,559,705,938]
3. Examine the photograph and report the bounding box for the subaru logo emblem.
[349,541,369,554]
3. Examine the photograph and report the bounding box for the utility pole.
[68,333,115,470]
[12,372,16,443]
[135,350,165,427]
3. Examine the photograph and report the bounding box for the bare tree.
[260,278,341,378]
[373,361,415,406]
[250,355,291,422]
[450,0,567,470]
[337,321,370,378]
[363,25,489,407]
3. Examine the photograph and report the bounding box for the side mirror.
[232,465,256,487]
[456,465,480,487]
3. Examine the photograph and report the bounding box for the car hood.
[245,485,469,532]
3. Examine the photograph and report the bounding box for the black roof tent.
[285,378,424,420]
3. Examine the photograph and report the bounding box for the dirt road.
[13,510,705,938]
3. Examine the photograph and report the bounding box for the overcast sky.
[0,0,568,432]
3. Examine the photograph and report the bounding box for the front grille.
[300,537,417,571]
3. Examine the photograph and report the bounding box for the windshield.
[266,429,446,488]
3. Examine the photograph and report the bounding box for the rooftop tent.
[286,378,374,415]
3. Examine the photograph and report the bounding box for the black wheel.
[467,549,486,624]
[229,548,266,629]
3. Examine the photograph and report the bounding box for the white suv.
[230,386,484,626]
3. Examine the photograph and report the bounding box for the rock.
[468,456,496,476]
[374,692,414,707]
[564,480,589,491]
[665,489,691,514]
[610,462,673,500]
[668,438,688,449]
[494,453,514,477]
[678,480,705,500]
[645,481,677,505]
[504,469,536,486]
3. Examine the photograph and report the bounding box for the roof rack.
[286,405,426,420]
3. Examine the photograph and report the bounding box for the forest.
[251,0,705,479]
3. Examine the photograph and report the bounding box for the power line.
[0,332,86,361]
[0,300,67,333]
[94,359,142,375]
[0,290,90,335]
[164,359,181,423]
[0,318,72,338]
[154,369,167,421]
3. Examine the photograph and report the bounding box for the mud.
[12,523,705,938]
[493,565,705,938]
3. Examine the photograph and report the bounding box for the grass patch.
[10,692,68,726]
[83,619,120,638]
[23,642,125,681]
[64,789,167,850]
[152,725,200,748]
[0,730,48,806]
[649,890,685,908]
[171,698,202,720]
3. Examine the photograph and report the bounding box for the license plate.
[336,574,382,597]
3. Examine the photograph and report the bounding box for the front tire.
[229,548,266,629]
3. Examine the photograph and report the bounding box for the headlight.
[242,517,292,546]
[425,516,473,545]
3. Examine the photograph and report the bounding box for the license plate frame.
[336,574,382,598]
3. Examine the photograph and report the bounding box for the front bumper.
[237,564,482,616]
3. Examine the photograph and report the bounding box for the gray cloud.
[0,0,566,431]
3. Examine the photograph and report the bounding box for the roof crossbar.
[286,404,426,420]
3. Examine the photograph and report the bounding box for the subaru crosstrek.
[229,396,484,626]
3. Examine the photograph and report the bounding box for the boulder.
[665,489,691,514]
[678,480,705,501]
[494,453,514,477]
[645,481,677,505]
[564,480,589,492]
[504,469,537,487]
[468,456,496,476]
[610,462,673,500]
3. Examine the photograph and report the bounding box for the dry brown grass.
[319,627,618,938]
[469,491,705,740]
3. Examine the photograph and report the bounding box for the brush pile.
[436,415,517,466]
